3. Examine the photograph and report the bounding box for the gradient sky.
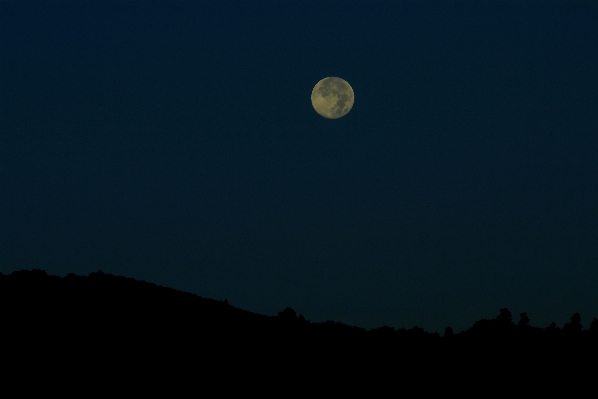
[2,1,597,333]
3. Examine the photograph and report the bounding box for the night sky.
[2,1,597,333]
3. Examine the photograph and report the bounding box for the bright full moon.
[311,77,354,119]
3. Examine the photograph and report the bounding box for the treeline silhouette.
[2,269,596,377]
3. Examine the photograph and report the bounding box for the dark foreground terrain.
[2,269,596,386]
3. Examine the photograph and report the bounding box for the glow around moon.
[311,77,354,119]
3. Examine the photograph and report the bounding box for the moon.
[311,77,354,119]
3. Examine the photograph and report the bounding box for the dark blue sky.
[2,1,597,332]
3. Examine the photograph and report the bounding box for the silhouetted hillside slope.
[1,269,596,378]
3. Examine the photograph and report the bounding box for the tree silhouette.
[443,326,454,338]
[496,308,513,326]
[518,312,530,328]
[278,307,297,321]
[589,318,598,332]
[563,313,582,333]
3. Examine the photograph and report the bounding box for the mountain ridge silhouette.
[2,268,596,379]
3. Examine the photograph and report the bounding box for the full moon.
[311,77,354,119]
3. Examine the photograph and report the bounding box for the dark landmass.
[2,269,596,380]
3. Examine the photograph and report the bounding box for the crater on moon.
[311,77,354,119]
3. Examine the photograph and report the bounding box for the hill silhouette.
[2,269,596,381]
